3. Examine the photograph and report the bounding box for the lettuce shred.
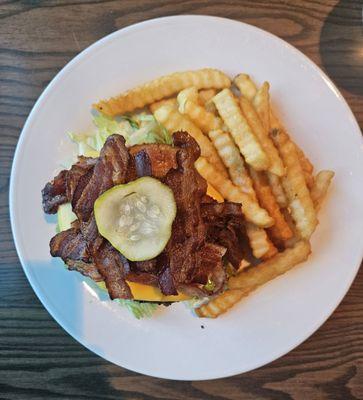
[115,299,158,319]
[69,112,171,158]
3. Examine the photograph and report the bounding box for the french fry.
[233,73,257,101]
[239,97,284,176]
[237,76,313,186]
[177,89,223,133]
[208,129,256,198]
[196,289,247,318]
[195,157,274,227]
[149,98,177,113]
[304,167,314,190]
[270,112,314,187]
[249,168,293,242]
[153,104,228,177]
[281,208,301,249]
[198,240,311,317]
[213,89,269,171]
[245,222,277,259]
[310,170,335,211]
[229,240,311,291]
[176,86,199,105]
[199,89,217,105]
[267,172,288,207]
[253,82,270,132]
[295,144,314,174]
[94,68,231,116]
[270,127,318,239]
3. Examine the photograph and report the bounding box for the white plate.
[10,16,363,380]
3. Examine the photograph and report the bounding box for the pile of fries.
[94,68,334,318]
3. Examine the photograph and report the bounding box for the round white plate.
[10,16,363,380]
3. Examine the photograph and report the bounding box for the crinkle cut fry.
[197,241,311,318]
[94,68,231,116]
[212,88,270,171]
[177,92,223,133]
[195,157,274,228]
[249,168,293,242]
[310,170,335,211]
[208,129,256,199]
[245,222,277,259]
[239,97,284,176]
[270,127,318,239]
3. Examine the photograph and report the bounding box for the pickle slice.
[94,177,176,261]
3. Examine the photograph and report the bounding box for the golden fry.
[229,241,311,291]
[270,112,314,186]
[177,89,222,133]
[270,128,318,239]
[245,222,277,259]
[198,89,217,105]
[213,89,269,171]
[149,98,177,113]
[176,87,199,107]
[281,208,300,248]
[233,73,257,101]
[310,170,335,211]
[198,241,310,318]
[196,289,247,318]
[153,104,228,177]
[240,97,284,176]
[94,68,231,116]
[249,168,293,242]
[267,172,288,207]
[253,82,270,132]
[208,129,256,198]
[195,157,274,227]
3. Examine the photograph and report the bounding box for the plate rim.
[9,15,363,380]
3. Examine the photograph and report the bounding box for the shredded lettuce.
[114,299,158,319]
[69,113,171,157]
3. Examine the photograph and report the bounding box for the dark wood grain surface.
[1,1,362,399]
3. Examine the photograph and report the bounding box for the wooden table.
[1,1,362,398]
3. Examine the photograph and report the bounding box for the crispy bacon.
[73,135,130,222]
[201,202,246,269]
[49,228,103,281]
[42,157,96,214]
[130,144,178,178]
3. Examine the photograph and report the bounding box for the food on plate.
[234,73,257,101]
[248,168,293,242]
[270,126,318,239]
[245,222,277,259]
[94,68,231,116]
[252,82,270,132]
[177,88,223,133]
[208,129,256,198]
[239,96,284,177]
[267,172,288,208]
[310,170,335,211]
[213,89,270,171]
[41,68,334,318]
